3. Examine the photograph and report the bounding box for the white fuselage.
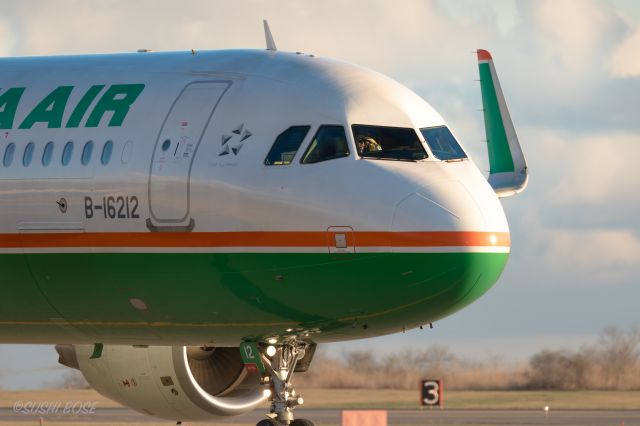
[0,49,507,240]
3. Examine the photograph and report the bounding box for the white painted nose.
[391,178,486,233]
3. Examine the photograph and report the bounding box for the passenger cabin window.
[265,126,310,165]
[0,139,124,170]
[420,126,467,161]
[23,142,34,167]
[101,140,113,165]
[301,125,350,164]
[352,125,427,161]
[62,141,74,166]
[81,141,94,166]
[3,143,15,167]
[42,142,54,166]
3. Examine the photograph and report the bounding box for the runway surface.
[2,407,640,425]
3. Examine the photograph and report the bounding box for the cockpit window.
[352,125,427,161]
[420,126,467,161]
[301,125,350,164]
[265,126,310,165]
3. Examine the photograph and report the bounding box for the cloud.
[610,27,640,77]
[503,125,640,288]
[498,127,640,232]
[547,228,640,268]
[435,0,519,36]
[547,132,640,205]
[531,0,613,71]
[545,228,640,285]
[0,18,16,56]
[512,210,640,287]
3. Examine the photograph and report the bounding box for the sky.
[0,0,638,389]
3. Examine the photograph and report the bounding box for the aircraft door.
[147,81,231,231]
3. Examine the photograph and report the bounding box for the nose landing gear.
[256,340,315,426]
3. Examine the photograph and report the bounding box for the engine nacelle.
[56,344,267,421]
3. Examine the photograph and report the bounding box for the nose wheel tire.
[257,419,283,426]
[256,418,314,426]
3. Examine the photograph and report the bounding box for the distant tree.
[526,327,640,390]
[528,350,567,389]
[597,327,640,388]
[413,345,458,378]
[300,330,640,391]
[344,350,379,373]
[527,349,593,390]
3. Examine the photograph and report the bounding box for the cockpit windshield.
[352,125,427,161]
[420,126,467,161]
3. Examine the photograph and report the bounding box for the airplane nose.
[391,178,488,233]
[389,174,510,322]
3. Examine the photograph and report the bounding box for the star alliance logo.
[219,123,252,156]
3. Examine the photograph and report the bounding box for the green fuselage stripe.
[0,251,508,344]
[479,62,515,174]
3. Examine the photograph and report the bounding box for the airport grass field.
[1,388,639,410]
[302,388,640,409]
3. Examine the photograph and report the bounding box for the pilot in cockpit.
[356,135,382,154]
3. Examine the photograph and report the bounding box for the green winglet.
[477,49,528,197]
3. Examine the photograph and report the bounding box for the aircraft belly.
[0,250,508,344]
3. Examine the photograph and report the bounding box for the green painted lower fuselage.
[0,251,508,345]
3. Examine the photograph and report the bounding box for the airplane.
[0,21,527,426]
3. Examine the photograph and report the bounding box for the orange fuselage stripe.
[0,231,510,248]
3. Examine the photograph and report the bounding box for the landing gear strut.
[257,340,314,426]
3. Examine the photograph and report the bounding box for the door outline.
[326,226,356,255]
[147,80,232,232]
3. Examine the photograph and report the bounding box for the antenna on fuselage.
[263,19,278,51]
